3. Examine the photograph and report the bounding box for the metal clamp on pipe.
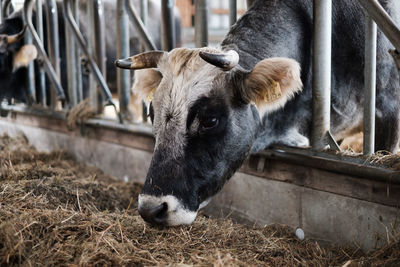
[23,0,65,100]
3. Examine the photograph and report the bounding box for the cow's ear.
[240,57,302,115]
[13,44,37,72]
[132,69,163,102]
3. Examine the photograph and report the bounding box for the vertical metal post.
[25,30,36,104]
[64,0,77,108]
[161,0,175,51]
[117,0,131,121]
[312,0,332,150]
[45,0,61,109]
[86,0,98,111]
[72,0,83,102]
[140,0,148,122]
[0,1,3,24]
[93,0,106,113]
[194,0,208,47]
[36,0,46,106]
[140,0,148,52]
[229,0,237,26]
[363,14,377,155]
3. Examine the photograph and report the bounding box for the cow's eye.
[200,117,219,130]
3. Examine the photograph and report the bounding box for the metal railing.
[1,0,195,121]
[1,0,400,160]
[311,0,400,156]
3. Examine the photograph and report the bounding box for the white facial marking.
[138,194,197,226]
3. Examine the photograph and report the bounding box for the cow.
[116,0,400,226]
[0,0,181,105]
[0,15,36,102]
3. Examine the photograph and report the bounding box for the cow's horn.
[199,50,239,70]
[7,26,26,44]
[115,51,166,70]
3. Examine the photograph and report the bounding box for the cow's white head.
[116,47,302,226]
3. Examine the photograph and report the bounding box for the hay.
[1,134,399,266]
[67,99,97,130]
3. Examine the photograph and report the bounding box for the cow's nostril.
[155,202,168,219]
[138,202,168,225]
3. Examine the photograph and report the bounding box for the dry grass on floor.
[0,134,399,266]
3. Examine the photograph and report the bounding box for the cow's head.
[116,48,302,226]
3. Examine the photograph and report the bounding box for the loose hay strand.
[0,134,399,266]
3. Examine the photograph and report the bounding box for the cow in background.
[116,0,400,226]
[0,16,36,102]
[0,0,181,106]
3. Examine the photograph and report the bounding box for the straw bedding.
[0,134,399,266]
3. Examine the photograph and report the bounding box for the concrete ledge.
[0,120,152,183]
[204,172,400,251]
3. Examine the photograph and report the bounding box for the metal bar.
[92,0,106,113]
[117,0,131,121]
[357,0,400,52]
[140,0,148,52]
[125,0,157,51]
[72,0,83,102]
[0,1,3,24]
[25,29,36,104]
[194,0,208,47]
[63,0,113,103]
[229,0,237,26]
[262,148,400,183]
[93,1,106,76]
[311,0,332,150]
[2,0,11,19]
[140,0,148,122]
[86,0,97,109]
[363,14,377,155]
[64,0,78,107]
[161,0,175,51]
[45,0,61,109]
[23,0,65,100]
[259,147,400,184]
[36,0,46,106]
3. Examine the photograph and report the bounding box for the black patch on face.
[186,95,229,138]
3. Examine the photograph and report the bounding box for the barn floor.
[0,134,399,266]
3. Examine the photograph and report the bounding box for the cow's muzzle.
[138,194,198,226]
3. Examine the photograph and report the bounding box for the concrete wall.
[0,120,152,183]
[205,172,400,251]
